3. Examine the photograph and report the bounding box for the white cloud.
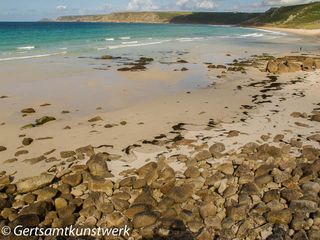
[56,5,67,11]
[176,0,217,10]
[262,0,313,6]
[127,0,159,11]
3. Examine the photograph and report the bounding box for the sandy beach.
[258,26,320,37]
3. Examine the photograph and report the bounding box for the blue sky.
[0,0,314,21]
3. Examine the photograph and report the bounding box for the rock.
[88,116,103,122]
[290,200,318,213]
[21,108,36,114]
[125,204,151,219]
[228,204,247,222]
[24,155,46,164]
[303,57,315,71]
[263,190,280,203]
[293,230,309,240]
[301,147,319,161]
[35,116,56,126]
[0,175,10,185]
[54,198,68,209]
[0,146,7,152]
[188,220,204,233]
[167,184,194,203]
[273,134,284,142]
[194,150,212,161]
[101,55,113,60]
[119,176,136,187]
[278,62,289,73]
[133,190,158,207]
[62,173,82,187]
[307,134,320,142]
[137,162,157,177]
[132,211,158,229]
[267,209,292,225]
[76,145,95,157]
[21,124,34,129]
[87,175,113,196]
[60,151,76,158]
[266,60,278,73]
[255,174,273,187]
[272,168,290,183]
[311,114,320,122]
[14,214,40,227]
[255,164,275,177]
[241,182,261,195]
[209,143,225,155]
[4,158,17,164]
[86,153,112,178]
[35,187,58,201]
[184,167,200,178]
[15,150,29,157]
[287,61,302,72]
[111,197,129,211]
[197,230,212,240]
[291,213,306,231]
[22,138,33,146]
[280,189,303,201]
[227,130,240,137]
[80,205,101,219]
[199,203,217,219]
[57,204,76,219]
[104,211,126,227]
[16,173,55,193]
[217,163,234,175]
[308,230,320,240]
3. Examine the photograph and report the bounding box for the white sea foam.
[122,41,138,45]
[105,38,115,41]
[119,36,131,40]
[176,37,205,42]
[17,46,35,50]
[217,33,264,39]
[239,33,264,38]
[0,51,67,62]
[97,40,171,50]
[256,29,288,36]
[176,38,194,42]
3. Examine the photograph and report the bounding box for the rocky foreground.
[0,110,320,239]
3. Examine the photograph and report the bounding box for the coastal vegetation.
[244,2,320,29]
[56,2,320,29]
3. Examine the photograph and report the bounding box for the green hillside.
[243,2,320,29]
[56,12,192,23]
[56,2,320,29]
[56,11,260,25]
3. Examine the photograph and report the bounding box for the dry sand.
[1,49,320,181]
[258,26,320,36]
[0,65,261,179]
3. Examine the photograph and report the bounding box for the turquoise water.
[0,22,290,61]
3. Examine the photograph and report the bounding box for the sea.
[0,22,310,62]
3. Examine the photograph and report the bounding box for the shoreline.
[256,26,320,36]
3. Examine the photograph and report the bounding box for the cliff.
[56,2,320,29]
[243,2,320,29]
[56,12,261,25]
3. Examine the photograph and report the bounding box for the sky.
[0,0,315,21]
